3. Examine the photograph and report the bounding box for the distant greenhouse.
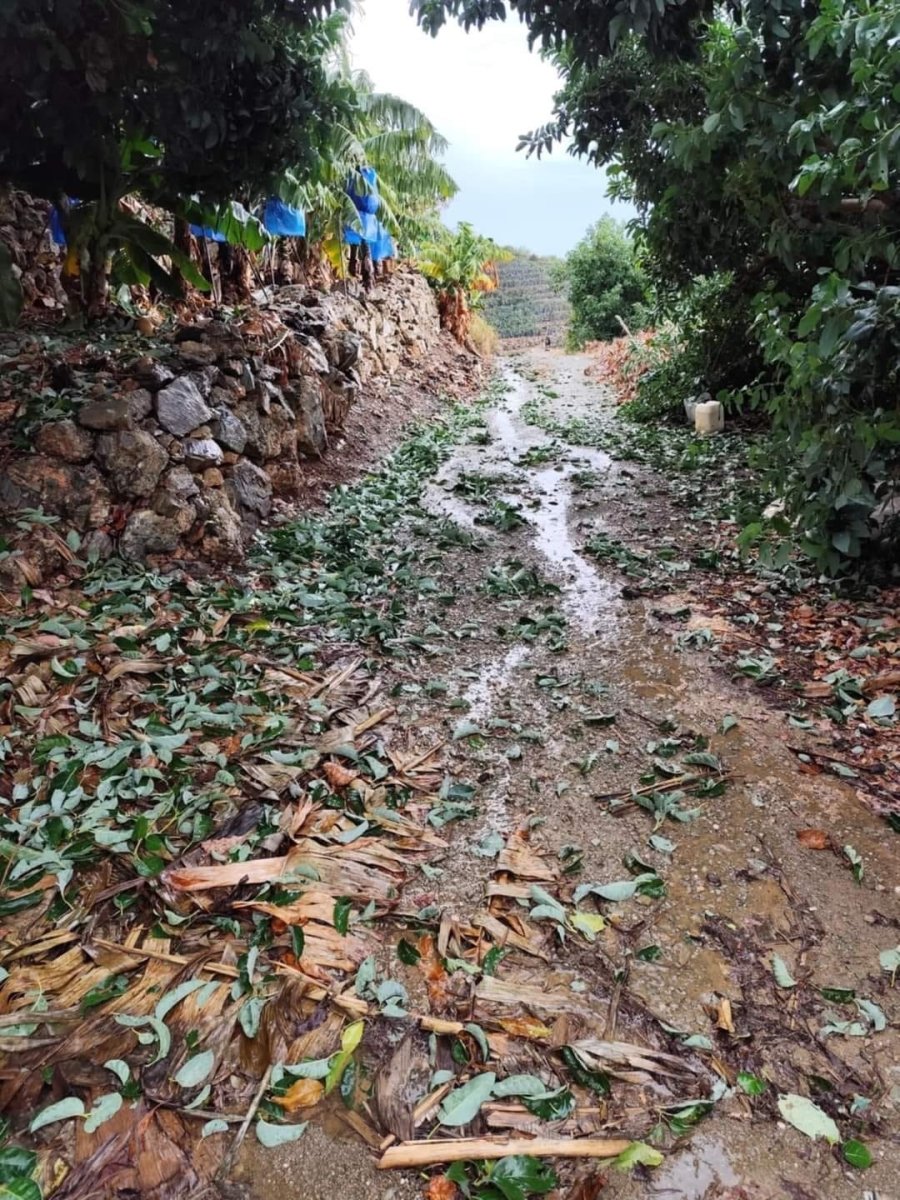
[482,253,571,345]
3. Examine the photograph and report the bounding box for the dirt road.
[236,349,898,1199]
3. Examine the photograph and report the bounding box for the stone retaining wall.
[0,269,442,569]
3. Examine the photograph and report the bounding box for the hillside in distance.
[483,252,571,345]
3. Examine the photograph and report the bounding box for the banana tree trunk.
[172,218,194,299]
[84,232,112,319]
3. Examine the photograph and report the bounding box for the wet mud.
[242,350,899,1200]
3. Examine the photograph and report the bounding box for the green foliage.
[0,0,350,310]
[842,1140,873,1170]
[412,0,711,59]
[285,68,458,259]
[420,223,508,299]
[446,1155,557,1200]
[444,0,900,572]
[627,274,762,422]
[419,223,512,341]
[749,277,900,573]
[554,218,649,348]
[0,0,347,204]
[0,1137,42,1200]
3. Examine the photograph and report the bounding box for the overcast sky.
[349,1,632,258]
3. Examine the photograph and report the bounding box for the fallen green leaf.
[777,1093,839,1144]
[842,1139,872,1169]
[437,1072,497,1127]
[255,1119,308,1147]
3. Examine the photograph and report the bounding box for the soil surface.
[235,350,900,1199]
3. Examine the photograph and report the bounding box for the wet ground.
[238,350,899,1200]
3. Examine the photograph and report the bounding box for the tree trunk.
[84,244,109,318]
[173,217,194,299]
[361,242,374,291]
[219,244,252,303]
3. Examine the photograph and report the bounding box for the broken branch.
[377,1136,634,1170]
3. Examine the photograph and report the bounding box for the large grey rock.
[232,399,295,461]
[153,465,199,518]
[156,376,212,437]
[186,366,219,399]
[95,429,168,496]
[212,408,248,454]
[77,395,143,431]
[295,334,330,377]
[295,377,327,457]
[259,379,286,414]
[177,340,217,367]
[119,509,188,560]
[184,438,224,470]
[135,360,175,391]
[196,489,245,561]
[329,331,361,374]
[35,419,93,462]
[226,460,272,518]
[125,388,153,420]
[82,529,115,561]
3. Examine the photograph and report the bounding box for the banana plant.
[418,222,513,342]
[275,67,457,267]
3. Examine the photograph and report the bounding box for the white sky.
[349,0,632,257]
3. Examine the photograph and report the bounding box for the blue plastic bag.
[371,222,396,262]
[49,199,79,246]
[189,223,227,243]
[343,211,379,246]
[263,197,306,238]
[346,166,380,215]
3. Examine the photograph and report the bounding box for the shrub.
[626,275,763,423]
[554,217,649,348]
[746,278,900,573]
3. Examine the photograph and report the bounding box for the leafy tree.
[0,0,350,312]
[414,0,900,571]
[554,218,648,347]
[412,0,711,59]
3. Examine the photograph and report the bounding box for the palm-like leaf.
[271,36,458,259]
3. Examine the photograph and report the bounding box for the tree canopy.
[415,0,900,571]
[0,0,350,206]
[553,217,648,347]
[283,69,458,260]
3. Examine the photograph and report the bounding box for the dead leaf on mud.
[424,1177,460,1200]
[568,1174,608,1200]
[375,1033,431,1142]
[271,1077,325,1111]
[715,996,736,1033]
[796,828,830,850]
[323,761,359,789]
[496,1016,554,1041]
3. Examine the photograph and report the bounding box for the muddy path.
[237,350,899,1199]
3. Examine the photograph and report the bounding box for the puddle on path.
[647,1134,739,1198]
[462,643,530,725]
[527,462,618,633]
[426,368,619,634]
